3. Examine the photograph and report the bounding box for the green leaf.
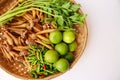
[62,2,71,9]
[80,14,87,22]
[52,0,70,5]
[66,18,72,27]
[69,13,87,24]
[70,4,80,12]
[62,9,69,16]
[69,13,80,21]
[53,10,59,15]
[56,16,64,26]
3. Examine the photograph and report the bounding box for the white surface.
[0,0,120,80]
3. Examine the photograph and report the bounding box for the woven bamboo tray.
[0,0,88,80]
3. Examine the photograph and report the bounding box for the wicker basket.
[0,0,88,80]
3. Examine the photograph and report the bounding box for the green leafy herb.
[0,0,86,29]
[69,13,87,24]
[70,4,80,12]
[56,16,64,26]
[62,2,71,9]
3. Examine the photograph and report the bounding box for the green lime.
[44,50,59,63]
[55,58,69,72]
[69,41,77,52]
[63,31,75,43]
[64,52,74,63]
[49,30,62,44]
[55,42,68,55]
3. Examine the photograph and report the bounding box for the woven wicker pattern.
[0,0,88,79]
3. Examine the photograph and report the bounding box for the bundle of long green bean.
[28,46,58,78]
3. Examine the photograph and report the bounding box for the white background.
[0,0,120,80]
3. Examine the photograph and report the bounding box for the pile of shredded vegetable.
[0,0,86,78]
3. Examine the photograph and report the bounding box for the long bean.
[28,45,58,78]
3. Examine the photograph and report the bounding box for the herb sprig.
[0,0,86,28]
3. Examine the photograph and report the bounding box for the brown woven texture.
[0,0,88,80]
